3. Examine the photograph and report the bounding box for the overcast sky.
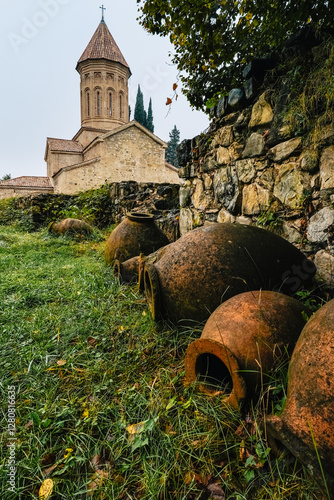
[0,0,209,179]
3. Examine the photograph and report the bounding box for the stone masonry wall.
[177,52,334,293]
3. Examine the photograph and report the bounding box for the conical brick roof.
[77,21,130,72]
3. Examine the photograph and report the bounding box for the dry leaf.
[90,454,104,471]
[166,97,172,105]
[25,420,33,429]
[87,337,97,347]
[87,470,109,496]
[42,464,58,478]
[57,360,66,366]
[173,83,178,91]
[207,482,225,499]
[39,478,54,499]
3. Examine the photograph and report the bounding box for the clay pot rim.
[126,212,154,223]
[184,338,247,409]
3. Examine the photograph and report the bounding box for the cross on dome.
[100,5,106,22]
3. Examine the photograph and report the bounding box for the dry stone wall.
[177,63,334,293]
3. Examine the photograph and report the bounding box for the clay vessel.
[266,298,334,495]
[143,222,316,323]
[49,218,94,236]
[105,212,169,265]
[184,291,308,408]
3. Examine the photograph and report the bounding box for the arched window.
[97,91,101,116]
[87,92,90,117]
[119,93,123,119]
[109,92,112,116]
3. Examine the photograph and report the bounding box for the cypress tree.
[134,85,147,127]
[146,98,154,133]
[165,125,181,167]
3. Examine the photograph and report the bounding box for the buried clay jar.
[143,222,316,324]
[184,291,309,408]
[105,212,169,265]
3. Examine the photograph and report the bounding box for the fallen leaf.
[42,464,58,478]
[207,482,225,499]
[173,83,178,91]
[90,454,104,471]
[25,420,33,429]
[87,470,109,496]
[87,336,97,347]
[57,360,66,366]
[166,97,172,105]
[39,478,54,499]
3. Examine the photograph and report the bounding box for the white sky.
[0,0,209,179]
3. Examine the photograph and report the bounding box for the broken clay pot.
[49,218,94,236]
[184,291,308,408]
[266,298,334,494]
[143,222,316,323]
[105,212,169,265]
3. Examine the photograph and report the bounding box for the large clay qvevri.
[184,291,308,408]
[49,218,94,236]
[105,212,169,265]
[143,222,316,323]
[266,298,334,495]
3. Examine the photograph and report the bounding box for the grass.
[0,225,325,499]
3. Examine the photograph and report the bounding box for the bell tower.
[76,9,131,131]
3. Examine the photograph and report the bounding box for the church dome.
[76,21,131,74]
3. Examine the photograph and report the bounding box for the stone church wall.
[53,126,179,194]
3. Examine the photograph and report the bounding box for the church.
[0,12,179,200]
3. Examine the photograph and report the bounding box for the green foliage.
[137,0,334,110]
[0,184,115,230]
[134,85,147,127]
[282,38,334,144]
[1,173,11,181]
[146,98,154,133]
[165,125,181,167]
[256,209,282,231]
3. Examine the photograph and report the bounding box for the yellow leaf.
[82,408,89,419]
[39,478,54,499]
[126,422,145,435]
[64,448,74,459]
[57,360,66,366]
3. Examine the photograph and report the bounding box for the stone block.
[213,166,240,213]
[235,159,257,183]
[314,250,334,288]
[273,163,311,209]
[281,221,302,244]
[242,183,271,215]
[228,88,246,110]
[216,146,231,165]
[242,133,265,158]
[201,156,218,173]
[299,149,319,173]
[307,207,334,243]
[248,93,274,128]
[268,137,302,162]
[320,146,334,190]
[179,186,191,208]
[191,179,213,210]
[258,168,275,190]
[217,208,236,223]
[179,208,193,235]
[211,126,234,148]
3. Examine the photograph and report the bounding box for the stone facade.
[52,122,179,194]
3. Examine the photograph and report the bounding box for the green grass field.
[0,226,325,499]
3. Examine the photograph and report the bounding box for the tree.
[146,98,154,133]
[1,174,11,181]
[165,125,180,167]
[134,85,147,127]
[136,0,334,110]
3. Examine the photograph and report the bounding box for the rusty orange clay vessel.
[143,222,316,323]
[104,212,169,265]
[184,291,308,408]
[49,218,94,236]
[266,298,334,494]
